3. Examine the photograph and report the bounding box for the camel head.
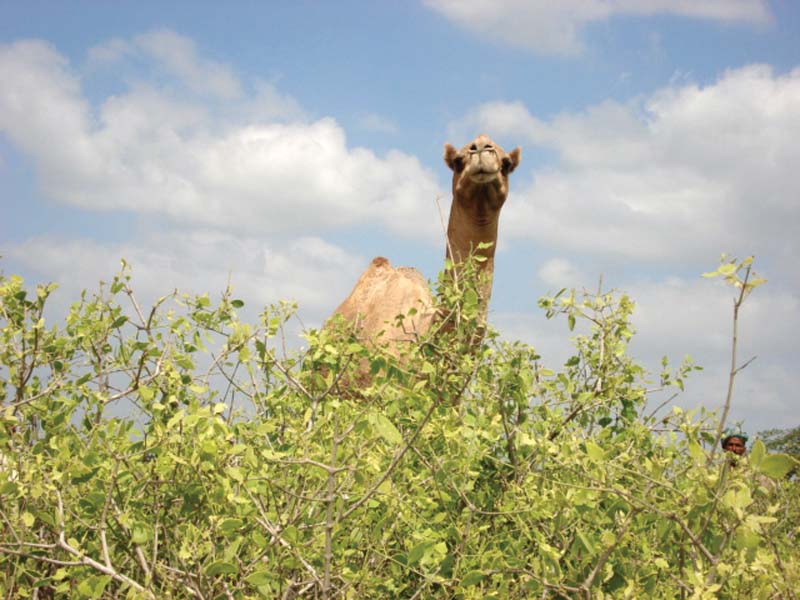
[442,135,521,267]
[443,134,521,213]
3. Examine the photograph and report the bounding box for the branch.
[323,417,339,599]
[581,506,641,592]
[338,372,461,522]
[54,490,155,599]
[99,460,120,569]
[733,355,757,376]
[711,262,752,459]
[244,487,323,587]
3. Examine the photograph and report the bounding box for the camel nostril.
[470,144,477,151]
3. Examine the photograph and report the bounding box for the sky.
[1,0,798,435]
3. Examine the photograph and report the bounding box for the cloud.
[87,37,133,64]
[133,30,243,99]
[4,232,367,326]
[452,65,800,276]
[424,0,771,55]
[0,36,445,240]
[88,31,243,99]
[357,112,399,135]
[537,257,587,289]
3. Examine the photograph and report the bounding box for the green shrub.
[0,258,796,599]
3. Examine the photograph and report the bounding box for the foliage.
[758,427,800,478]
[759,426,800,458]
[0,258,798,599]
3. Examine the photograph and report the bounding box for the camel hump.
[331,257,433,339]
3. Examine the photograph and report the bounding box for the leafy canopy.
[0,257,797,599]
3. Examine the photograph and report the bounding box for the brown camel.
[330,134,521,356]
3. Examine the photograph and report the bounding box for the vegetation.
[0,255,797,599]
[758,427,800,478]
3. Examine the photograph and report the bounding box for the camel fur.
[329,134,521,356]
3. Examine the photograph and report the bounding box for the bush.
[0,259,797,599]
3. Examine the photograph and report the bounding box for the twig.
[645,392,679,423]
[53,490,155,598]
[99,459,120,569]
[711,262,752,459]
[323,417,339,599]
[581,506,641,593]
[338,379,453,522]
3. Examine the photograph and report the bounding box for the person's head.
[721,430,748,456]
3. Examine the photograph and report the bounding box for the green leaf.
[0,482,19,496]
[654,557,669,570]
[206,561,238,576]
[688,441,704,462]
[723,487,753,511]
[77,575,111,599]
[227,466,245,483]
[464,288,479,310]
[220,518,243,535]
[245,570,272,586]
[577,530,596,554]
[231,299,245,308]
[749,439,766,467]
[166,410,185,430]
[735,526,761,550]
[585,441,605,461]
[408,541,433,565]
[461,570,484,586]
[132,523,152,545]
[282,525,298,544]
[757,453,796,480]
[22,511,35,527]
[372,413,402,446]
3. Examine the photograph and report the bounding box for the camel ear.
[505,147,521,173]
[443,143,461,171]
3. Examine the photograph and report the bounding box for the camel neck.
[445,198,499,270]
[443,198,499,313]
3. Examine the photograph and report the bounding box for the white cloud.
[537,257,587,289]
[0,37,445,240]
[87,37,133,64]
[5,232,366,326]
[239,80,305,124]
[358,112,399,134]
[134,30,243,99]
[424,0,771,55]
[452,66,800,276]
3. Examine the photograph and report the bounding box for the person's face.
[723,437,746,456]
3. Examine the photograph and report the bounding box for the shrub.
[0,258,797,599]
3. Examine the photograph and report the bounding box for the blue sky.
[1,0,798,434]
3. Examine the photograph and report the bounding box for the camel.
[329,134,521,357]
